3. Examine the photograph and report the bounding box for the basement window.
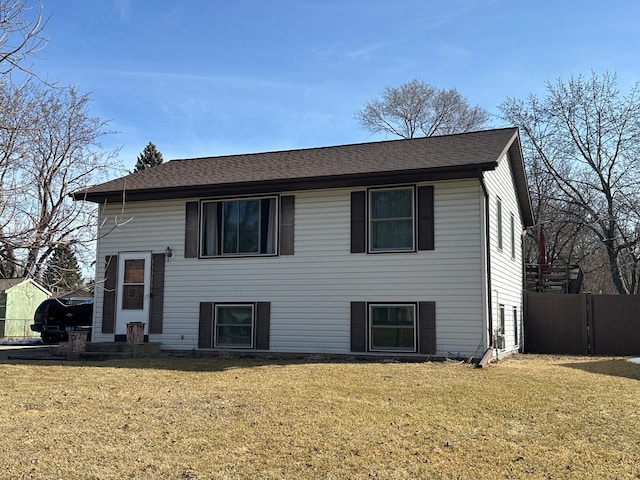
[214,304,254,348]
[369,304,416,352]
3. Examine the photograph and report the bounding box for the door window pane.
[122,285,144,310]
[123,259,145,283]
[122,258,145,310]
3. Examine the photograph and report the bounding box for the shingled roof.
[73,127,533,226]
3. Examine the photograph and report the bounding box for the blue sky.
[33,0,639,172]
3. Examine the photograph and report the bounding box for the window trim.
[368,303,417,353]
[510,213,516,260]
[497,197,503,251]
[367,185,416,253]
[213,303,255,349]
[199,195,280,258]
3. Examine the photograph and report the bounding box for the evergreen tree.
[132,141,164,173]
[43,244,82,292]
[0,241,17,279]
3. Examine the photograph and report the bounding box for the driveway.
[0,343,58,360]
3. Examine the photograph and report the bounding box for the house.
[0,278,51,338]
[73,127,534,359]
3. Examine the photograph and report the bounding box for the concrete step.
[63,341,162,361]
[70,351,134,361]
[85,342,162,356]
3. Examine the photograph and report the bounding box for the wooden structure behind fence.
[525,292,640,355]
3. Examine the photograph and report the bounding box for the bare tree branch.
[0,80,125,280]
[355,79,489,139]
[500,72,640,294]
[0,0,49,78]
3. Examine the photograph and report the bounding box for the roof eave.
[503,131,535,227]
[73,163,499,204]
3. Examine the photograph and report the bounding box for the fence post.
[585,293,593,355]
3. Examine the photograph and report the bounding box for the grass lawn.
[1,354,639,479]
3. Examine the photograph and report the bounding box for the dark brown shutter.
[198,302,213,348]
[279,196,295,255]
[255,302,271,350]
[350,301,367,352]
[418,186,435,250]
[418,301,436,355]
[185,201,199,258]
[417,186,435,251]
[149,253,165,334]
[102,255,117,334]
[351,191,366,253]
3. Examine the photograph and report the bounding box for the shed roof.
[0,278,24,292]
[0,277,50,295]
[73,127,534,226]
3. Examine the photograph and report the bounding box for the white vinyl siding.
[92,179,488,357]
[483,153,525,353]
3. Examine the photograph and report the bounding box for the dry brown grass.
[0,354,639,479]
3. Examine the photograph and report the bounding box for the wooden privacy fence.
[524,292,640,355]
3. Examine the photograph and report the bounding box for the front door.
[115,251,151,335]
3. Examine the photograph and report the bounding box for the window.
[497,198,503,250]
[369,187,415,252]
[369,304,416,352]
[513,307,519,346]
[215,304,254,348]
[510,213,515,260]
[121,258,145,310]
[0,292,6,319]
[201,197,277,257]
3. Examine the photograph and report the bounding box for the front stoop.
[67,342,162,361]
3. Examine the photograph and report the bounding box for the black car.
[30,298,93,344]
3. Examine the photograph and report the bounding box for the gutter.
[477,170,494,368]
[71,164,499,204]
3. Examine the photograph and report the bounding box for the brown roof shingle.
[73,127,533,225]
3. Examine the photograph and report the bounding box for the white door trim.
[115,251,151,335]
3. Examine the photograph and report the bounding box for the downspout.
[478,170,494,368]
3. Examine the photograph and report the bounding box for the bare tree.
[356,79,489,139]
[0,0,48,77]
[0,2,122,281]
[500,72,640,294]
[0,80,121,279]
